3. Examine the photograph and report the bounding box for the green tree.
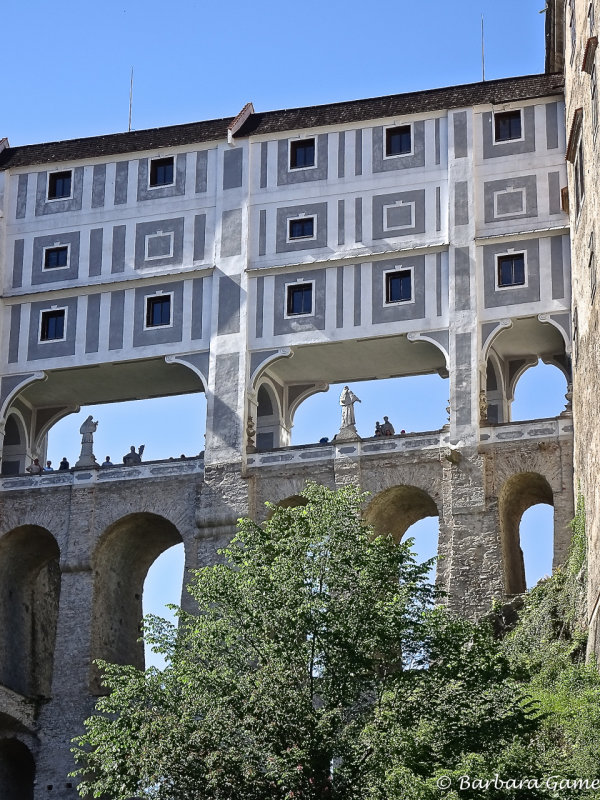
[72,484,538,799]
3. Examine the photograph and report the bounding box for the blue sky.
[4,1,564,665]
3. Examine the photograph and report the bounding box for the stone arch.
[1,411,28,475]
[365,485,439,542]
[255,378,287,450]
[264,494,308,521]
[0,737,35,799]
[90,512,183,693]
[499,472,554,596]
[0,526,61,697]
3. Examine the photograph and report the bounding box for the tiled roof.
[0,73,564,170]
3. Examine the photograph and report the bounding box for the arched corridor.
[90,512,183,692]
[0,527,60,697]
[0,738,34,800]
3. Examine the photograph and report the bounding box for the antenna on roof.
[128,68,134,132]
[481,15,486,82]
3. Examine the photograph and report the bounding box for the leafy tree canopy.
[72,485,546,799]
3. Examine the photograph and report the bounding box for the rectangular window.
[385,269,412,303]
[497,253,526,287]
[574,138,585,216]
[494,110,522,142]
[590,251,597,301]
[385,125,412,157]
[40,309,66,341]
[288,216,315,240]
[589,1,596,34]
[592,64,598,135]
[286,283,313,316]
[149,157,175,187]
[47,170,72,200]
[570,0,577,62]
[289,138,315,169]
[43,245,69,269]
[146,295,172,327]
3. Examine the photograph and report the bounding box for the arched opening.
[142,543,185,670]
[1,413,28,475]
[0,527,60,697]
[292,375,448,446]
[499,472,554,596]
[90,512,183,693]
[0,738,35,800]
[255,381,288,451]
[511,360,568,421]
[519,504,554,588]
[365,485,440,580]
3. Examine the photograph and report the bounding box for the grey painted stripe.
[8,306,21,363]
[193,214,206,261]
[260,142,268,189]
[114,161,129,205]
[255,276,264,339]
[338,131,345,178]
[436,252,442,316]
[546,102,559,149]
[191,278,204,340]
[217,275,241,335]
[455,332,472,426]
[454,248,471,311]
[89,228,103,277]
[108,291,125,350]
[221,208,242,258]
[551,236,565,299]
[548,172,561,215]
[85,294,101,353]
[355,129,362,176]
[337,199,345,246]
[354,265,361,326]
[223,148,243,190]
[336,267,344,328]
[91,164,106,208]
[355,197,362,243]
[12,239,24,289]
[258,210,267,256]
[111,225,126,273]
[436,186,441,232]
[454,181,469,226]
[196,151,208,193]
[16,175,28,219]
[453,111,468,159]
[434,118,441,165]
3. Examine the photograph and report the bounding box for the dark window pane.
[150,157,174,186]
[494,111,522,142]
[41,310,65,341]
[290,139,315,169]
[44,247,68,269]
[289,218,314,239]
[386,270,412,302]
[287,284,312,315]
[48,171,72,199]
[386,125,412,156]
[146,296,171,327]
[498,254,525,286]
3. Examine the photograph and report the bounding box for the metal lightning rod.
[128,68,134,132]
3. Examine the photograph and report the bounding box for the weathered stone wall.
[562,0,600,657]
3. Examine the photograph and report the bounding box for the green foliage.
[72,484,539,800]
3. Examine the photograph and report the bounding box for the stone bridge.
[0,419,573,798]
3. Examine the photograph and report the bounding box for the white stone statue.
[340,385,360,428]
[74,415,98,468]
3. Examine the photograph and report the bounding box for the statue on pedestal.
[337,386,362,441]
[74,415,98,468]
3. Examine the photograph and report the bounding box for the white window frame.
[144,230,175,261]
[42,242,71,271]
[493,187,526,219]
[46,169,74,202]
[495,249,528,291]
[143,290,174,331]
[382,200,415,232]
[283,278,315,319]
[288,137,317,171]
[383,265,415,306]
[383,122,414,159]
[286,214,317,243]
[492,109,525,145]
[38,305,68,343]
[148,156,176,189]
